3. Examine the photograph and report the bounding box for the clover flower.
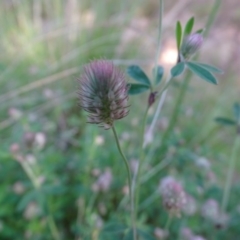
[78,60,129,129]
[180,33,203,60]
[159,176,187,216]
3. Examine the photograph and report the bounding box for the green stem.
[145,74,173,148]
[153,0,164,82]
[47,214,61,240]
[164,214,172,232]
[134,0,163,231]
[134,106,149,217]
[111,125,136,239]
[221,135,240,212]
[161,0,222,146]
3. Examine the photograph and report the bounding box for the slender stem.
[134,106,149,216]
[47,214,61,240]
[221,135,240,212]
[134,0,164,229]
[154,0,164,82]
[144,75,172,148]
[111,124,136,239]
[161,0,222,146]
[164,214,172,232]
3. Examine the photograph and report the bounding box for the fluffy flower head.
[159,176,187,216]
[78,60,129,129]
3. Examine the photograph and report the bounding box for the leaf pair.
[176,17,204,51]
[170,61,222,85]
[127,65,164,95]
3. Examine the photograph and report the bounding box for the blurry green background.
[0,0,240,239]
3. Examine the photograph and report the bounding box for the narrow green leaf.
[215,117,236,126]
[127,65,151,86]
[233,103,240,122]
[153,65,164,85]
[195,28,205,34]
[171,62,185,77]
[184,17,195,36]
[186,61,218,85]
[176,21,182,50]
[127,83,150,95]
[193,62,223,74]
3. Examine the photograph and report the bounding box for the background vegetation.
[0,0,240,239]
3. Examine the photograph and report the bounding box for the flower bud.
[78,60,129,129]
[180,33,203,60]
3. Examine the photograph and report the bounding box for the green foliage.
[127,65,151,86]
[186,61,218,84]
[233,103,240,123]
[175,21,182,50]
[171,62,185,77]
[153,65,164,85]
[0,1,239,240]
[184,17,195,36]
[194,62,224,74]
[127,83,150,95]
[215,117,236,126]
[195,28,205,34]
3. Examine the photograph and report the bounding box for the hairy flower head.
[180,33,203,60]
[159,176,187,216]
[78,60,129,129]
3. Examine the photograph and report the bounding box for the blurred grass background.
[0,0,240,239]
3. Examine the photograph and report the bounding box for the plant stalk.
[161,0,222,146]
[221,135,240,212]
[112,124,136,239]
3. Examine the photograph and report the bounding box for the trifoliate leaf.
[153,65,164,85]
[193,62,223,74]
[127,65,151,86]
[186,61,218,85]
[127,83,150,95]
[171,62,185,77]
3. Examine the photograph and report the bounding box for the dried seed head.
[159,176,187,216]
[78,60,129,129]
[180,33,203,60]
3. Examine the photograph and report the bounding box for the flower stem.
[221,135,240,212]
[164,214,172,233]
[160,0,222,147]
[153,0,164,81]
[112,124,136,239]
[144,74,172,148]
[134,105,149,216]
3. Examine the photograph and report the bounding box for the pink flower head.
[78,60,129,129]
[159,176,187,216]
